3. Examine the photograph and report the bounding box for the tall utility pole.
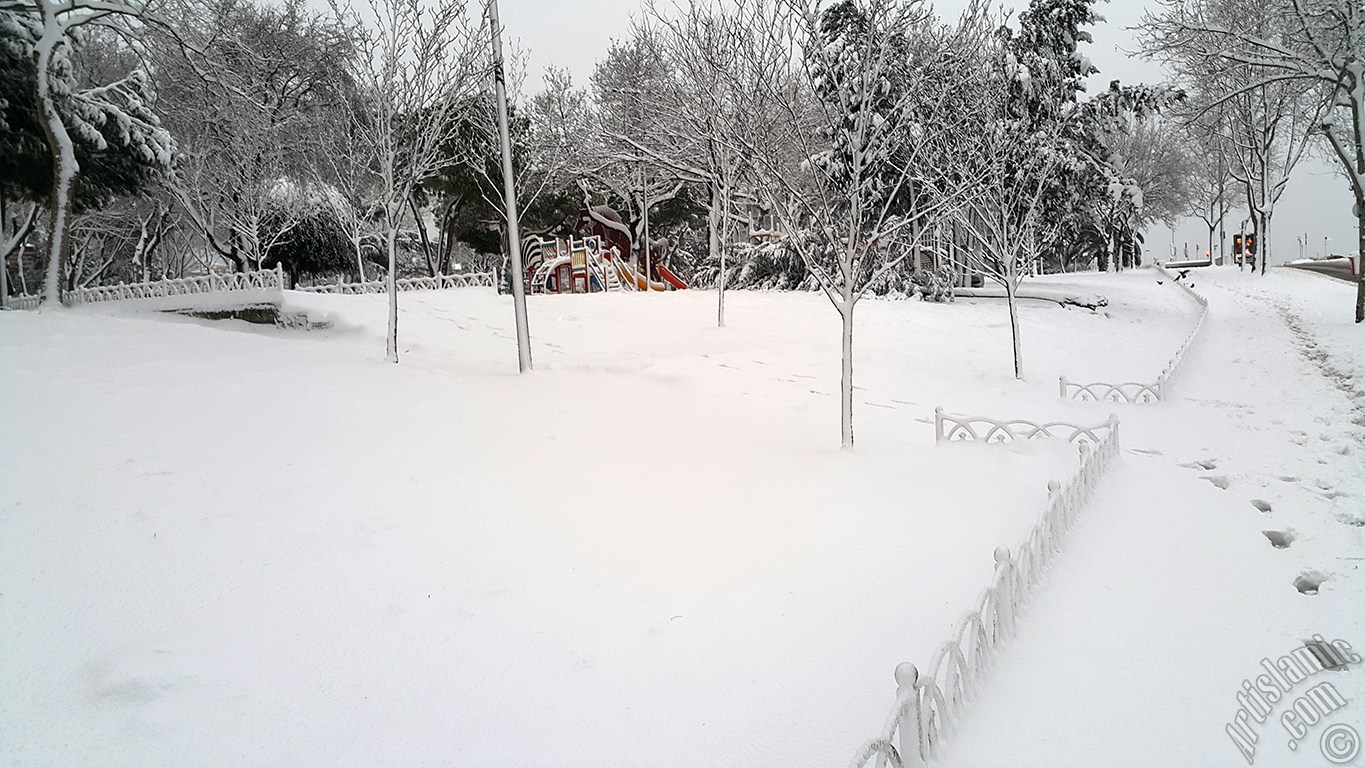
[489,0,532,372]
[642,173,650,291]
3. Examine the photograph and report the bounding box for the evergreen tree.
[0,17,171,213]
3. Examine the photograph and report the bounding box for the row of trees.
[16,0,1346,443]
[1140,0,1365,321]
[572,0,1191,444]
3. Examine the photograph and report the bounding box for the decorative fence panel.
[7,268,495,310]
[935,407,1118,446]
[67,265,286,305]
[1059,264,1209,404]
[851,410,1122,768]
[1057,377,1161,404]
[6,267,286,309]
[297,272,496,294]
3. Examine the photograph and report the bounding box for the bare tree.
[333,0,489,362]
[741,0,975,447]
[955,119,1068,381]
[1181,103,1241,262]
[639,0,787,326]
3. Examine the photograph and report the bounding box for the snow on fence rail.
[5,294,42,310]
[1059,264,1209,404]
[851,410,1122,768]
[297,272,496,294]
[5,266,286,309]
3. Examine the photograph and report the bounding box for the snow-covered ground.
[2,268,1359,767]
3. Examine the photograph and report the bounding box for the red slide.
[656,264,688,290]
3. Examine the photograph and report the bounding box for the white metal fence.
[851,410,1122,768]
[297,272,496,294]
[1059,265,1209,403]
[4,266,286,309]
[4,267,497,310]
[71,265,286,305]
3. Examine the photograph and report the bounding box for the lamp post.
[1324,236,1331,259]
[1239,218,1249,270]
[488,0,532,372]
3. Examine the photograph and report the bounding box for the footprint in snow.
[1262,530,1295,549]
[86,648,205,706]
[1203,475,1231,490]
[1180,458,1219,471]
[1250,499,1273,513]
[1294,571,1327,595]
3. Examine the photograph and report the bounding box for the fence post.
[933,407,945,444]
[275,263,285,289]
[1058,375,1067,399]
[895,663,926,768]
[993,546,1013,639]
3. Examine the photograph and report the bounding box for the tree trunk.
[35,30,77,308]
[386,214,400,363]
[437,199,460,275]
[709,183,723,326]
[1357,210,1365,323]
[354,235,366,282]
[17,241,28,294]
[839,302,854,449]
[1259,212,1269,275]
[1006,280,1023,380]
[408,195,437,277]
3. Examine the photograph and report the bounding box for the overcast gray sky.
[501,0,1357,261]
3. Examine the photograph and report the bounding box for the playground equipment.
[520,206,688,295]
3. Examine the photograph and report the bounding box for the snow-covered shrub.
[914,264,956,302]
[691,240,818,292]
[259,182,353,287]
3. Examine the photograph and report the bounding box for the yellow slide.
[615,259,669,292]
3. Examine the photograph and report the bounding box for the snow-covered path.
[944,268,1365,767]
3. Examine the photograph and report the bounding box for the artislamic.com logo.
[1227,635,1361,764]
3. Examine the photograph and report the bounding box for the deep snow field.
[2,267,1361,768]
